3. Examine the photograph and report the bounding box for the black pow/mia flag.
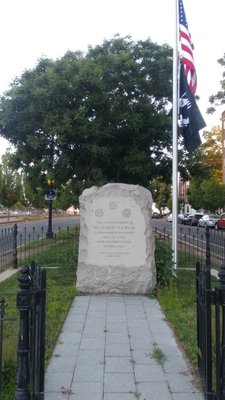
[179,62,206,153]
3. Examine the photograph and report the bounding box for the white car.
[166,213,172,222]
[178,213,185,223]
[198,214,218,228]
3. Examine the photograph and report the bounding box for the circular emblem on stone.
[95,209,104,217]
[109,201,117,210]
[122,208,131,218]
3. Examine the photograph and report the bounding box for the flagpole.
[172,0,179,273]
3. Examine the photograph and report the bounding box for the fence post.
[39,268,46,400]
[205,227,213,399]
[0,298,7,392]
[218,261,225,399]
[14,266,31,400]
[196,227,214,399]
[29,261,46,400]
[13,223,18,269]
[205,226,210,268]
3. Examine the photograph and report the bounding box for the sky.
[0,0,224,157]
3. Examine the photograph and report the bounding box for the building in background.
[178,174,196,216]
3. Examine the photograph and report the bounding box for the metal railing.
[196,229,225,399]
[0,222,222,272]
[0,293,17,395]
[0,298,8,392]
[0,222,77,398]
[153,225,225,270]
[0,226,17,271]
[0,224,79,272]
[14,261,46,400]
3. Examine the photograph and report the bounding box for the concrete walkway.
[44,295,204,400]
[0,268,18,282]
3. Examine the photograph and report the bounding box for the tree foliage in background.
[0,36,173,194]
[0,152,22,208]
[22,173,46,208]
[178,126,222,183]
[179,125,225,212]
[188,178,225,212]
[208,54,225,114]
[200,126,223,183]
[54,180,79,210]
[200,178,225,212]
[167,196,183,214]
[149,177,171,214]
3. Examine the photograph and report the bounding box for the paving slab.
[44,295,204,400]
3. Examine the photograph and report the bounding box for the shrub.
[155,240,173,287]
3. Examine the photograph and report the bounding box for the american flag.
[179,0,197,95]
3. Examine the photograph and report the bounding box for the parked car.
[178,213,185,223]
[152,211,160,219]
[215,213,225,230]
[180,214,190,224]
[166,213,172,222]
[198,214,218,228]
[183,213,203,226]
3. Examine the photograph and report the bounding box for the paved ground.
[0,268,18,282]
[44,295,204,400]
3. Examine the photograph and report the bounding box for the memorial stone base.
[76,183,156,294]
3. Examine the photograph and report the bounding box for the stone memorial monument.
[76,183,156,294]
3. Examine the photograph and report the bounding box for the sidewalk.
[44,295,204,400]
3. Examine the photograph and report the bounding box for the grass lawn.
[157,270,198,370]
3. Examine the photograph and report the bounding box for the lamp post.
[46,200,53,239]
[45,180,56,239]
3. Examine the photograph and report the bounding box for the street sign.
[45,189,56,201]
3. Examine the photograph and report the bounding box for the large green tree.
[0,36,173,192]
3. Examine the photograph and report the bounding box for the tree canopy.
[208,53,225,113]
[0,36,173,194]
[179,125,222,183]
[187,177,225,212]
[184,126,225,212]
[149,176,171,214]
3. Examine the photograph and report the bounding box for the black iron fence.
[0,223,79,272]
[196,228,225,399]
[0,224,76,399]
[0,297,12,392]
[0,222,225,272]
[0,226,17,271]
[14,261,46,400]
[0,261,46,399]
[153,225,225,270]
[0,294,17,395]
